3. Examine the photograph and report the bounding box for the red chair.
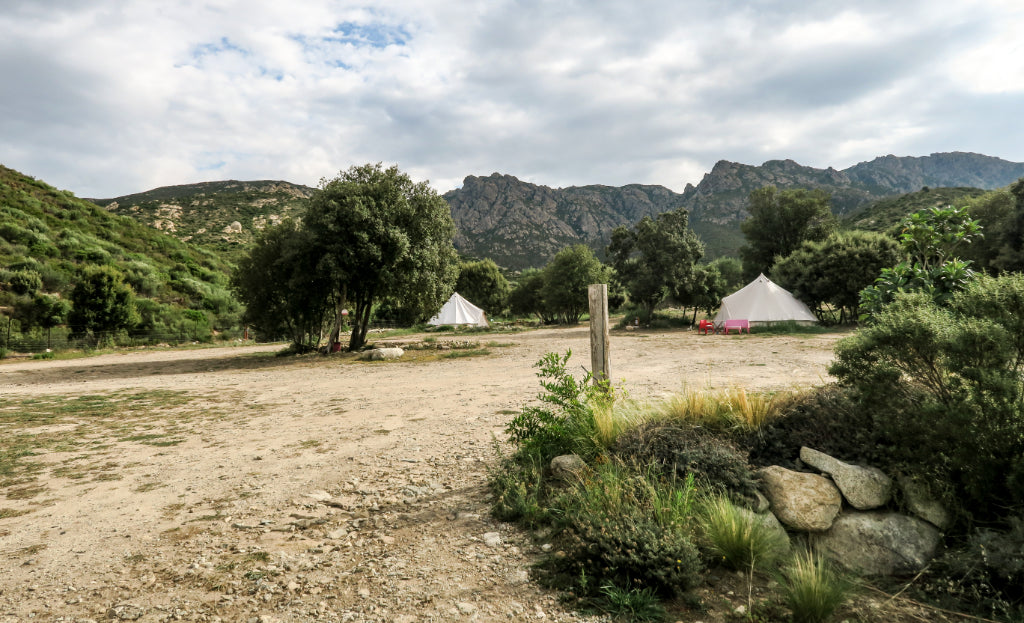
[698,319,714,335]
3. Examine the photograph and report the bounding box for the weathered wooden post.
[588,284,609,384]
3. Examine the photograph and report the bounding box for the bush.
[551,462,702,598]
[505,351,612,462]
[488,452,551,528]
[614,420,760,504]
[830,274,1024,525]
[745,385,879,469]
[913,517,1024,621]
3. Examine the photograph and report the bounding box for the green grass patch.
[441,348,491,359]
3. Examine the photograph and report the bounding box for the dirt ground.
[0,326,850,622]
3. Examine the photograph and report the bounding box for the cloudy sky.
[1,1,1022,199]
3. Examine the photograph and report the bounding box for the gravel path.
[0,327,843,622]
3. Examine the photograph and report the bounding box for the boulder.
[362,347,404,361]
[813,511,942,575]
[800,447,892,510]
[738,506,791,552]
[757,466,842,532]
[550,454,588,482]
[898,475,952,530]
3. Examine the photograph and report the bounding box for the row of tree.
[230,165,1024,353]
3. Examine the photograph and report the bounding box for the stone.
[757,465,842,531]
[736,506,791,551]
[813,511,942,575]
[362,347,404,361]
[456,602,477,614]
[549,454,587,482]
[800,447,892,510]
[898,475,952,530]
[482,532,502,548]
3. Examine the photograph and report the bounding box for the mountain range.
[92,152,1024,270]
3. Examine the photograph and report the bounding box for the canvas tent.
[714,274,818,325]
[428,292,489,327]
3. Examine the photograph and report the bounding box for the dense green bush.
[614,420,760,504]
[831,273,1024,525]
[745,385,879,469]
[550,463,703,598]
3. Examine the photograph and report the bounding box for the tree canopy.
[608,207,704,313]
[455,258,510,315]
[68,265,137,341]
[303,163,459,350]
[739,186,836,279]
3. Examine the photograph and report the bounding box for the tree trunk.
[328,284,348,347]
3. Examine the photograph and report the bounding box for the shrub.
[488,452,551,528]
[778,548,850,623]
[913,517,1024,621]
[551,462,702,598]
[830,274,1024,525]
[505,351,612,462]
[614,420,760,504]
[745,385,879,469]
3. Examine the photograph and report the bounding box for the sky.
[1,0,1023,199]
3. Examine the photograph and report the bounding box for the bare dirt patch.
[0,327,944,622]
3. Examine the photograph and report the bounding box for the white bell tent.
[428,292,489,327]
[714,274,818,325]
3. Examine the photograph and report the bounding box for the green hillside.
[0,165,240,349]
[843,186,989,232]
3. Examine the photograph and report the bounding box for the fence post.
[588,284,610,385]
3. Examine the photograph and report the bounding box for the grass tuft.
[778,548,851,623]
[699,494,788,572]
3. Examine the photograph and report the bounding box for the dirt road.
[0,327,843,622]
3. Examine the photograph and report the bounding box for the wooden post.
[588,284,610,385]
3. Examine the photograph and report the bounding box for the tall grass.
[778,548,851,623]
[618,386,784,432]
[699,494,788,572]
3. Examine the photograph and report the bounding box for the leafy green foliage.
[859,205,982,318]
[231,219,334,350]
[68,265,138,340]
[608,207,704,313]
[831,274,1024,524]
[455,258,510,315]
[772,230,899,322]
[0,165,239,346]
[539,245,609,324]
[305,163,459,350]
[844,186,988,232]
[507,268,554,322]
[505,351,611,462]
[739,187,836,279]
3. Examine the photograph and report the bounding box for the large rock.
[800,447,892,510]
[898,475,952,530]
[550,454,588,482]
[813,511,942,575]
[362,347,404,361]
[757,466,842,532]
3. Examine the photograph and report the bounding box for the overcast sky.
[1,1,1022,199]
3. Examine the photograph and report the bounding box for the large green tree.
[68,265,137,341]
[455,258,510,316]
[772,231,900,323]
[541,245,609,324]
[739,187,836,279]
[608,207,704,313]
[305,163,459,351]
[231,219,334,351]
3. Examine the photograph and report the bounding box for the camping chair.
[698,319,714,335]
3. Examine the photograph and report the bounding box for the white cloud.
[0,0,1022,198]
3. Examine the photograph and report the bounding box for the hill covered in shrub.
[0,165,240,348]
